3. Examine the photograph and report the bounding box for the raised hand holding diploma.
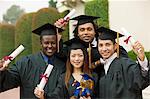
[37,64,54,90]
[54,9,76,29]
[121,28,145,61]
[55,9,76,52]
[2,45,25,68]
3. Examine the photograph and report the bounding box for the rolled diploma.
[121,27,136,45]
[37,64,54,90]
[64,9,76,20]
[121,28,141,52]
[3,45,25,66]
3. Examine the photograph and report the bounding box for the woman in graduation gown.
[0,23,66,99]
[35,40,98,99]
[96,27,149,99]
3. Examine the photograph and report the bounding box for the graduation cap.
[97,27,124,42]
[97,27,124,58]
[64,38,86,51]
[32,23,63,36]
[70,15,100,33]
[71,15,100,25]
[32,23,64,52]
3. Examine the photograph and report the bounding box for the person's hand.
[54,18,69,30]
[132,41,145,61]
[70,96,77,99]
[34,87,44,99]
[0,59,7,71]
[80,96,91,99]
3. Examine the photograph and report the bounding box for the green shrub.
[15,13,35,59]
[85,0,109,28]
[128,50,150,61]
[0,24,15,59]
[145,51,150,60]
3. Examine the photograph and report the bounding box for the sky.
[0,0,50,21]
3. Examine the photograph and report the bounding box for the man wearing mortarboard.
[96,26,149,99]
[55,14,129,75]
[0,23,66,99]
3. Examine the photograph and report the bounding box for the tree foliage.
[49,0,57,8]
[3,5,25,24]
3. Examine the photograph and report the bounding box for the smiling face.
[98,39,117,60]
[70,49,84,69]
[40,35,57,57]
[77,23,95,43]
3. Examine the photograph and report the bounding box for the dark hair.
[98,35,116,44]
[40,35,43,41]
[65,48,91,89]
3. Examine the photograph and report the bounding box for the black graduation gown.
[50,73,98,99]
[0,52,66,99]
[97,57,149,99]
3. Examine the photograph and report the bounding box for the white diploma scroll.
[121,27,136,45]
[37,64,54,90]
[121,27,141,52]
[64,9,76,21]
[3,45,25,67]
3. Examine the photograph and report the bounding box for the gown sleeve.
[0,57,29,92]
[121,58,149,91]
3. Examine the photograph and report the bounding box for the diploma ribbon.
[3,56,13,61]
[61,17,70,24]
[40,74,48,82]
[124,36,131,44]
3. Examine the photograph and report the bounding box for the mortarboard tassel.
[88,43,92,68]
[56,28,59,53]
[117,32,119,58]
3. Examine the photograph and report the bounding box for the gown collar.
[40,51,55,65]
[91,37,97,47]
[101,53,117,74]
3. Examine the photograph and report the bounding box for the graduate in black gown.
[55,15,129,63]
[96,27,149,99]
[0,23,66,99]
[46,40,98,99]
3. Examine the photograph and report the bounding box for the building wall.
[109,1,150,98]
[109,0,150,51]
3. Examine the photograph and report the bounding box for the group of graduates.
[0,15,149,99]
